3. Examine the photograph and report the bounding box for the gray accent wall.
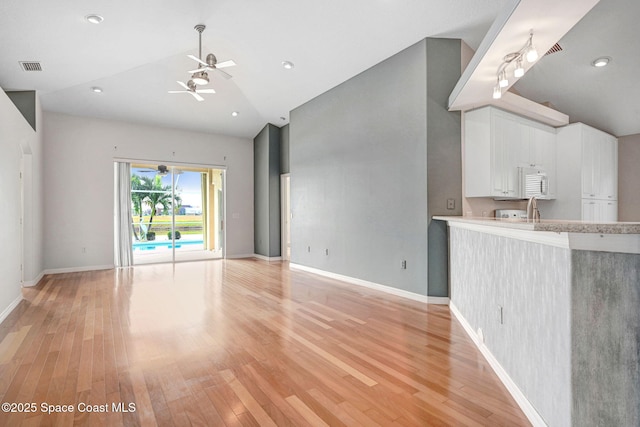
[6,90,37,131]
[289,38,462,296]
[426,39,463,296]
[290,40,429,294]
[280,124,290,174]
[254,124,282,257]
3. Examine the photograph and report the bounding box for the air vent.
[19,61,42,71]
[544,43,563,56]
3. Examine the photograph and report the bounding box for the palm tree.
[130,174,181,240]
[131,175,145,241]
[138,175,181,236]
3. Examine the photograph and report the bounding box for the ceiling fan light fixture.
[493,85,502,99]
[85,14,104,24]
[592,57,611,67]
[498,71,509,88]
[525,32,538,63]
[514,58,525,78]
[191,71,209,85]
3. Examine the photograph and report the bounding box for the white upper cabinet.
[464,106,556,199]
[546,123,618,221]
[579,124,618,200]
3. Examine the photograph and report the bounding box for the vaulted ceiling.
[0,0,636,138]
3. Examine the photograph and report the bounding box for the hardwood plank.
[220,369,278,427]
[285,395,330,427]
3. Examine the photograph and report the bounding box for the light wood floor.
[0,259,530,426]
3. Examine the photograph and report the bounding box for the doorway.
[281,174,291,261]
[127,162,226,265]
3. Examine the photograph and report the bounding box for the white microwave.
[519,166,550,199]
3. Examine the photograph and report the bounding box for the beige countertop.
[432,216,640,234]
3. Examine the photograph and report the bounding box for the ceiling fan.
[168,80,215,102]
[137,165,183,176]
[187,24,236,82]
[137,165,170,175]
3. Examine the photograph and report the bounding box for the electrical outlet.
[447,198,455,210]
[401,260,407,269]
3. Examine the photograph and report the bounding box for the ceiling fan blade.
[168,90,187,93]
[214,68,233,80]
[216,60,236,69]
[187,54,208,66]
[177,80,190,90]
[187,67,209,73]
[190,92,205,102]
[196,89,216,94]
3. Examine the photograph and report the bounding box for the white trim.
[568,233,640,255]
[427,296,450,305]
[113,157,227,171]
[43,265,114,275]
[442,219,570,249]
[22,271,45,287]
[225,253,255,259]
[289,263,449,305]
[253,254,283,262]
[0,295,23,325]
[449,302,547,427]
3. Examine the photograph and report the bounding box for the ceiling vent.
[19,61,42,71]
[544,43,563,56]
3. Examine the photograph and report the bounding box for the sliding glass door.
[127,163,225,265]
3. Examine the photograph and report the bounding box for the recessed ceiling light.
[592,57,611,67]
[231,111,239,117]
[90,86,103,93]
[282,61,294,70]
[85,14,104,24]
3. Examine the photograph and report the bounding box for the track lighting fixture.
[492,30,540,98]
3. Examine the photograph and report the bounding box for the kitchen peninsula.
[434,216,640,427]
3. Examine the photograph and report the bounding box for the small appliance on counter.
[495,209,528,220]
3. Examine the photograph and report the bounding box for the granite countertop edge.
[432,216,640,235]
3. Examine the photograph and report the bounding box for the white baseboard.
[253,254,283,262]
[22,271,45,287]
[43,264,114,275]
[289,263,449,305]
[449,302,547,427]
[225,254,256,259]
[0,295,23,325]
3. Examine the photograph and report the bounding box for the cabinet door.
[581,129,599,199]
[491,112,519,197]
[502,115,522,197]
[602,201,618,222]
[599,136,618,200]
[582,199,598,221]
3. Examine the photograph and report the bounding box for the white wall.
[43,113,254,271]
[618,133,640,221]
[22,95,45,285]
[0,89,41,319]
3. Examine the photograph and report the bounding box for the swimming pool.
[132,239,204,251]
